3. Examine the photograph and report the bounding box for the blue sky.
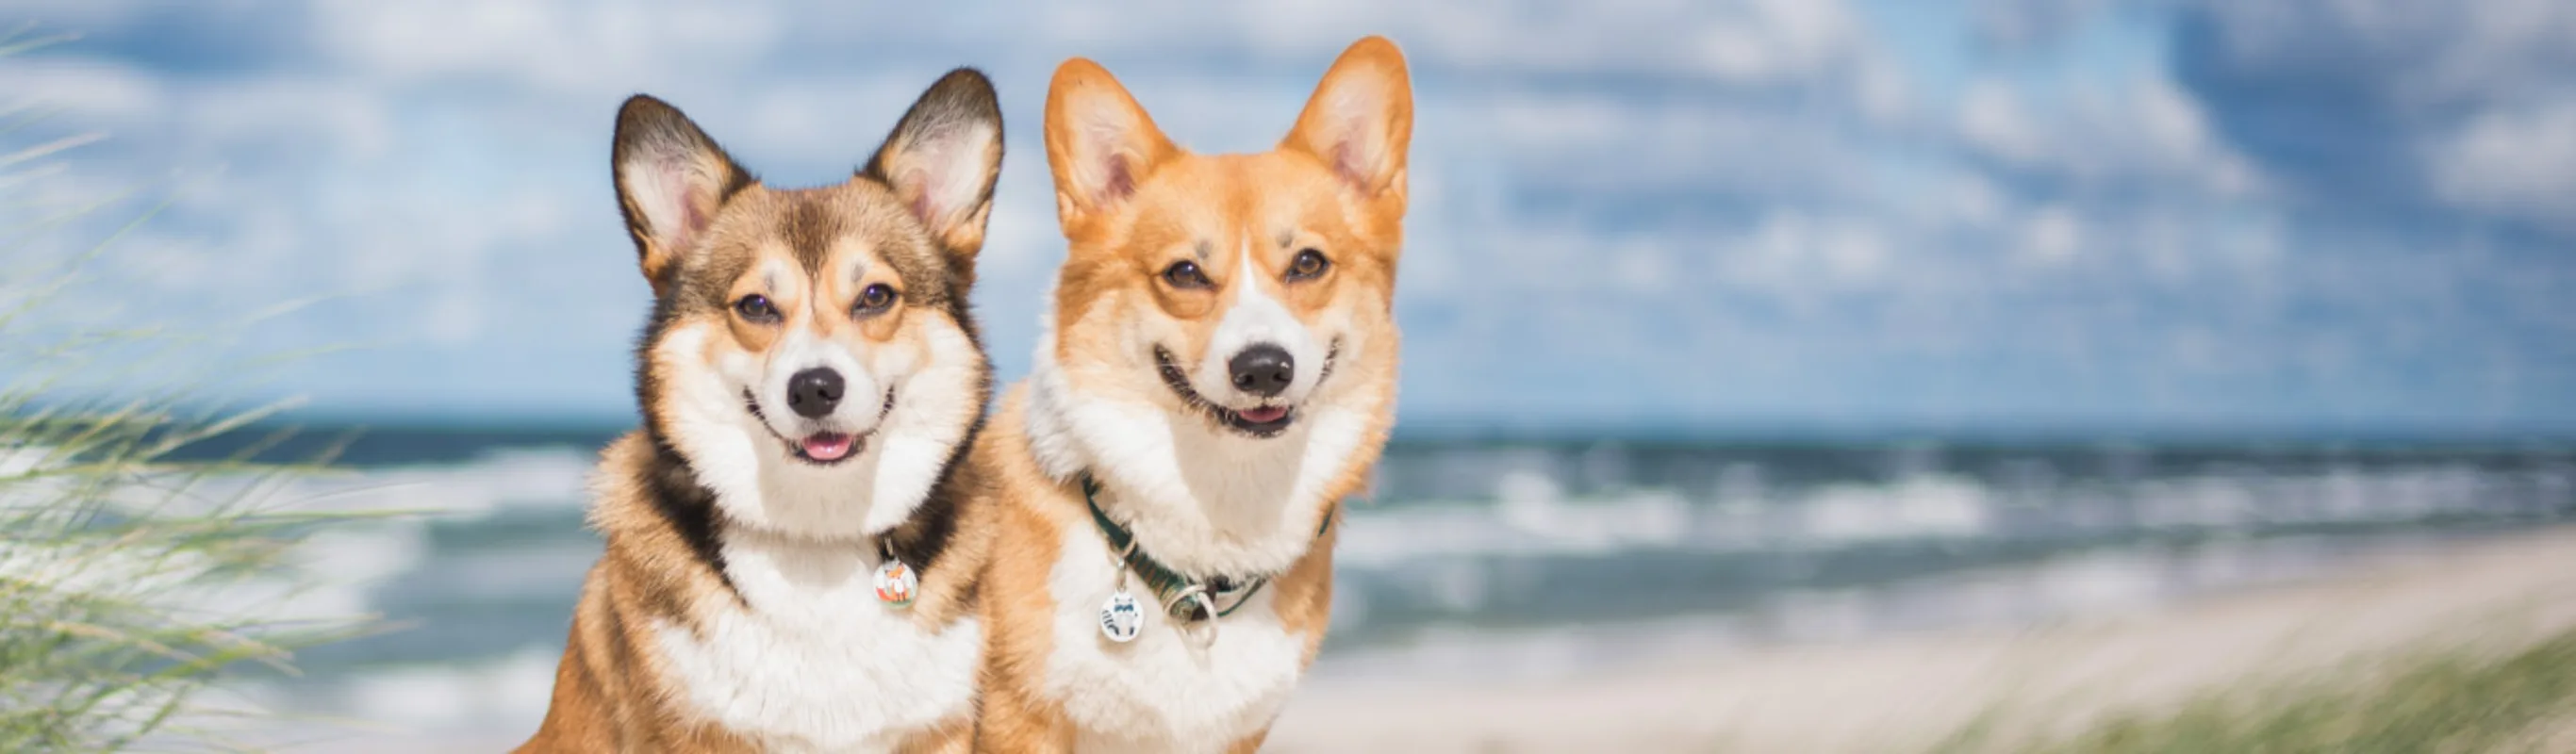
[4,0,2571,434]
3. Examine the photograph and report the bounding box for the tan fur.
[522,73,1005,753]
[964,396,1078,754]
[520,435,759,753]
[974,37,1411,752]
[520,436,995,753]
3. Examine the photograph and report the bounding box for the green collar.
[1082,474,1333,621]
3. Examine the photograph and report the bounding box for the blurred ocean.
[187,427,2576,740]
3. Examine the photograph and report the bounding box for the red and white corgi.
[971,37,1413,752]
[519,70,1006,753]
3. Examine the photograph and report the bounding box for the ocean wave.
[1313,531,2460,684]
[191,440,2576,744]
[1338,459,2574,567]
[287,446,598,516]
[343,646,559,734]
[124,442,2569,639]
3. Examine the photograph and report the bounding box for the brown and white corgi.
[518,70,1005,754]
[970,37,1413,752]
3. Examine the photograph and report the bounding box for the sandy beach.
[293,526,2576,753]
[1266,526,2576,753]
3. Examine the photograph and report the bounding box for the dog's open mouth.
[1218,402,1296,435]
[1153,340,1337,438]
[743,387,898,466]
[796,433,857,463]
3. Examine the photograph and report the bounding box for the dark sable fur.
[864,71,999,570]
[866,68,1003,301]
[619,214,993,604]
[780,200,837,273]
[638,437,732,596]
[614,72,1000,602]
[524,69,1000,754]
[619,370,991,607]
[610,94,755,297]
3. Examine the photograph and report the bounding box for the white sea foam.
[288,446,597,516]
[231,646,561,746]
[116,444,2573,746]
[1339,462,2570,568]
[172,447,2573,588]
[1313,531,2455,684]
[278,525,432,619]
[343,646,559,735]
[1794,475,1994,543]
[0,444,52,477]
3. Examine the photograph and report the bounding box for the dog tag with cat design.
[1100,589,1144,643]
[874,558,917,608]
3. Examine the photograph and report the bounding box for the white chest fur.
[1041,526,1313,753]
[654,529,981,753]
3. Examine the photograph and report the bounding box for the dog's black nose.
[1228,345,1295,398]
[787,368,845,418]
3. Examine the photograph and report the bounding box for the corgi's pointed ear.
[613,95,751,297]
[1282,36,1413,205]
[864,68,1005,261]
[1044,57,1174,236]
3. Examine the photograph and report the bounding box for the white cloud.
[188,77,400,161]
[1718,212,1894,296]
[2428,99,2576,233]
[1956,76,2256,196]
[2184,0,2576,232]
[1972,0,2112,50]
[1689,0,1863,83]
[307,0,783,92]
[0,57,167,124]
[2017,205,2084,266]
[8,1,147,27]
[8,0,2573,428]
[2193,0,2576,103]
[1958,80,2042,164]
[1000,0,1874,83]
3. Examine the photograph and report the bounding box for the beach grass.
[1965,627,2576,754]
[0,28,382,752]
[0,397,393,752]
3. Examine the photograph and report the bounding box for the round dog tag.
[873,558,917,608]
[1099,590,1144,643]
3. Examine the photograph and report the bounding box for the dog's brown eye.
[1286,249,1329,281]
[1162,260,1212,289]
[854,283,898,315]
[734,294,780,322]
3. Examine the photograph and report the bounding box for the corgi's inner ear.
[1282,36,1414,203]
[612,95,749,297]
[1043,58,1173,233]
[865,68,1005,260]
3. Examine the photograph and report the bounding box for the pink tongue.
[1238,406,1290,423]
[801,434,854,461]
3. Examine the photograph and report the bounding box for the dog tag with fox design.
[1100,589,1144,643]
[873,557,917,608]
